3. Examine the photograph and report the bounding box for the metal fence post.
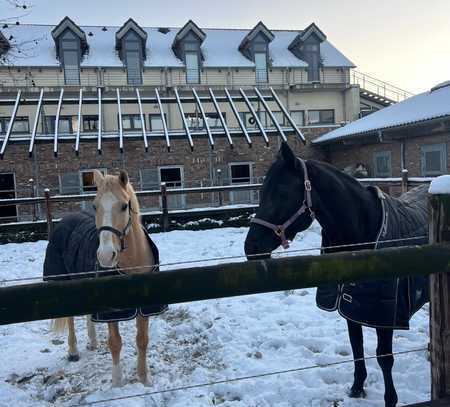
[44,188,53,239]
[429,192,450,400]
[160,182,169,232]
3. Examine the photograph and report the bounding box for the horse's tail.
[51,317,69,333]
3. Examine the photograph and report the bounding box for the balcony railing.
[351,71,414,103]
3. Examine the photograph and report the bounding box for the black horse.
[245,142,429,407]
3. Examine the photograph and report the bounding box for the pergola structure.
[0,87,305,158]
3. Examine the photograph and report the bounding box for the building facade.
[0,17,364,221]
[313,81,450,183]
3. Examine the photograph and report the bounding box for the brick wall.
[0,126,330,221]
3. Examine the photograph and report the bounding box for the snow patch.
[429,175,450,194]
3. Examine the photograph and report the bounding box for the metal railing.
[351,70,414,102]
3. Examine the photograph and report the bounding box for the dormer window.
[60,30,81,85]
[239,22,274,85]
[52,17,88,86]
[172,20,206,85]
[116,19,147,86]
[123,31,143,85]
[288,23,326,82]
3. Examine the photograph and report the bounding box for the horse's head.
[245,142,314,259]
[93,170,136,268]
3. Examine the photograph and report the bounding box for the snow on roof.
[313,81,450,144]
[2,24,355,68]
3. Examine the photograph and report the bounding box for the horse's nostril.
[111,251,117,261]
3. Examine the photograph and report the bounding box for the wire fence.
[73,347,428,406]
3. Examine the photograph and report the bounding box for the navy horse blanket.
[43,211,168,322]
[316,185,429,329]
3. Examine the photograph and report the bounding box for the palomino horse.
[44,170,163,386]
[245,143,428,407]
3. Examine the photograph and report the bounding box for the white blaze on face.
[97,191,120,268]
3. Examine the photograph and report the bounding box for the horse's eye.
[121,203,128,211]
[92,204,97,211]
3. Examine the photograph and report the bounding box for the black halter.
[97,201,133,251]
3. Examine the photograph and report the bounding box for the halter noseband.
[97,201,133,251]
[251,158,315,249]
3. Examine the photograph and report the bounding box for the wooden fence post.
[160,182,169,232]
[44,188,53,239]
[401,169,409,194]
[217,169,223,207]
[429,193,450,400]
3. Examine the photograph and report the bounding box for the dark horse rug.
[43,211,168,322]
[316,184,429,329]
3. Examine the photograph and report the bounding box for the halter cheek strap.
[250,158,315,249]
[97,201,133,251]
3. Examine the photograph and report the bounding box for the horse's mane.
[126,183,142,229]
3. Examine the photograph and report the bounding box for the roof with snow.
[1,23,355,68]
[313,81,450,145]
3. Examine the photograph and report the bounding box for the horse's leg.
[86,315,98,350]
[107,322,123,387]
[67,317,80,362]
[136,315,150,385]
[347,319,367,398]
[376,328,398,407]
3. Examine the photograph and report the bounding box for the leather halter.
[97,201,133,251]
[250,158,315,249]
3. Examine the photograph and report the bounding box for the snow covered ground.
[0,223,430,406]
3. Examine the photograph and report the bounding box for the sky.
[7,0,450,93]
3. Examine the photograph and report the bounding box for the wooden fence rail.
[0,243,448,326]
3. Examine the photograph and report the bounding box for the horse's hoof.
[68,353,80,362]
[138,376,152,387]
[348,387,366,398]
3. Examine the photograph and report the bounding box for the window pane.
[160,167,182,187]
[425,151,442,172]
[255,52,267,83]
[308,111,320,124]
[320,110,335,124]
[150,115,164,131]
[290,111,304,126]
[186,52,199,84]
[122,115,132,130]
[231,164,251,183]
[126,50,142,85]
[63,49,80,85]
[59,118,72,133]
[83,115,98,131]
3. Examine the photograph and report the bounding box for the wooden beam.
[0,244,449,325]
[429,194,450,400]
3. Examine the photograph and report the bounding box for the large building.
[0,17,397,221]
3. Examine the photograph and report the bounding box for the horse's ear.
[279,142,297,169]
[93,170,104,187]
[118,170,129,188]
